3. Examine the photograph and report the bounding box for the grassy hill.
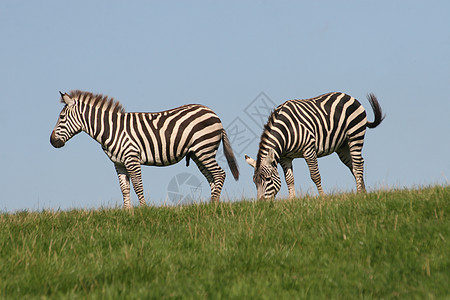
[1,186,448,299]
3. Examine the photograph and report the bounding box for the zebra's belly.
[283,136,346,159]
[316,138,346,158]
[282,151,305,160]
[317,149,338,158]
[140,150,188,167]
[141,157,184,167]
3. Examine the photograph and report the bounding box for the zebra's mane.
[66,90,125,114]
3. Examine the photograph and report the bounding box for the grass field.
[1,186,449,299]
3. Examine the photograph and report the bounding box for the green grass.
[1,186,449,299]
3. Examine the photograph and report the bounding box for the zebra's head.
[245,148,281,200]
[50,92,82,148]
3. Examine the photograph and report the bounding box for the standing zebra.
[245,92,384,200]
[50,90,239,208]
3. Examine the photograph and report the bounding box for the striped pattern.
[245,92,384,199]
[51,90,239,208]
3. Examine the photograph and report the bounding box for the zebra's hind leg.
[304,149,325,196]
[350,148,366,194]
[336,141,366,193]
[114,163,132,209]
[280,158,296,198]
[193,155,226,203]
[124,157,147,206]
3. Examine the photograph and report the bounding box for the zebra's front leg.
[304,150,325,196]
[114,164,132,209]
[280,158,296,199]
[124,157,146,206]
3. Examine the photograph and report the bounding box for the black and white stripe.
[245,92,384,199]
[51,90,239,208]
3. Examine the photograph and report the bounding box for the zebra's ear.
[60,92,75,106]
[245,154,256,169]
[262,148,276,165]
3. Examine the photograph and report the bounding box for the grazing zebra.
[50,90,239,208]
[245,92,384,200]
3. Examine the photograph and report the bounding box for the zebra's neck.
[80,103,122,146]
[257,112,288,167]
[256,140,281,168]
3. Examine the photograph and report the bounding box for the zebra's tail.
[221,129,239,180]
[366,93,385,129]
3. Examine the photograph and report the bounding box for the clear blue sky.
[1,1,449,211]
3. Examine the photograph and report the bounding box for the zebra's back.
[274,92,368,158]
[122,104,223,166]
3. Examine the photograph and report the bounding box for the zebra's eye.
[59,114,65,120]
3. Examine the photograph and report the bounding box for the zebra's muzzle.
[50,131,65,148]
